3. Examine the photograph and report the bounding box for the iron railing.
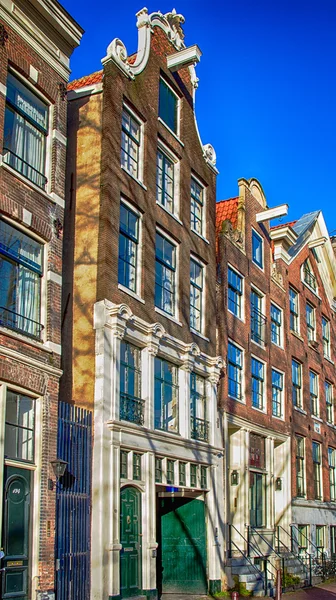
[120,393,144,425]
[3,148,47,189]
[303,266,317,291]
[190,416,209,442]
[0,306,43,339]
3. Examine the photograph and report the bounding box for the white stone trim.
[44,341,62,355]
[22,208,32,226]
[0,345,62,376]
[167,44,202,71]
[47,270,62,286]
[52,129,67,146]
[67,82,103,100]
[0,82,6,96]
[49,192,65,208]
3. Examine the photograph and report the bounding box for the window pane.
[5,391,35,462]
[159,79,177,132]
[252,231,263,268]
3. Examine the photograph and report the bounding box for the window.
[118,203,139,293]
[313,441,322,500]
[190,258,204,332]
[3,72,48,189]
[179,462,186,486]
[228,342,243,400]
[190,372,208,442]
[272,369,284,418]
[251,358,265,411]
[190,464,197,487]
[316,526,325,553]
[190,177,205,236]
[298,525,308,553]
[329,448,336,501]
[249,472,265,528]
[289,288,299,333]
[252,229,263,268]
[296,436,305,497]
[121,107,141,179]
[200,466,207,489]
[303,259,317,291]
[0,220,43,338]
[270,303,282,346]
[120,450,128,479]
[251,289,266,344]
[249,434,265,469]
[158,78,178,133]
[326,382,334,424]
[5,391,35,462]
[292,359,302,409]
[228,267,243,318]
[156,148,174,212]
[133,453,142,480]
[155,457,163,483]
[120,342,143,425]
[155,232,176,316]
[306,303,315,342]
[166,459,175,484]
[322,317,331,358]
[154,357,178,432]
[310,371,319,417]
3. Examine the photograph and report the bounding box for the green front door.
[120,486,142,598]
[160,497,207,595]
[1,467,31,600]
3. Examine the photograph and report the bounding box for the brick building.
[0,2,82,599]
[64,8,223,600]
[216,179,336,593]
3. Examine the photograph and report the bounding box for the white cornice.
[0,345,62,377]
[67,82,103,100]
[167,44,202,71]
[256,204,288,223]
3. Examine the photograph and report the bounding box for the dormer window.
[158,78,179,135]
[302,259,317,292]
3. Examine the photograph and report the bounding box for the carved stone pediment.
[271,263,284,288]
[222,220,244,249]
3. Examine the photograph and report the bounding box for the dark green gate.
[160,497,207,594]
[1,466,31,600]
[120,486,142,597]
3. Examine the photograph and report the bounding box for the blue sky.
[62,0,336,232]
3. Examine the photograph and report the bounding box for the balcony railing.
[3,148,47,190]
[120,392,144,425]
[303,266,317,291]
[251,307,267,344]
[190,416,209,442]
[0,306,43,339]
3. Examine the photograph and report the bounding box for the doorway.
[120,486,142,598]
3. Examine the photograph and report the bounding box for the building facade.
[64,9,223,600]
[0,2,82,599]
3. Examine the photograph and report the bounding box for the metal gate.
[55,402,92,600]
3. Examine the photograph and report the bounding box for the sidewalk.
[281,581,336,599]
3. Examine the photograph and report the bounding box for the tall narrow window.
[322,317,331,358]
[5,391,35,462]
[155,233,176,316]
[298,525,308,553]
[156,149,174,212]
[316,526,325,554]
[296,436,305,497]
[292,359,302,409]
[190,372,208,442]
[154,358,178,432]
[166,459,175,484]
[303,259,317,291]
[120,342,143,425]
[252,230,263,268]
[118,203,139,293]
[228,267,243,318]
[326,381,334,424]
[313,441,322,500]
[190,464,198,487]
[155,457,163,483]
[249,472,265,528]
[121,107,141,179]
[190,177,204,236]
[310,371,319,417]
[158,78,178,133]
[270,303,282,346]
[306,303,315,342]
[190,258,203,332]
[3,73,48,189]
[272,369,283,418]
[251,289,265,344]
[120,450,128,479]
[179,462,186,486]
[228,342,243,400]
[0,220,43,339]
[200,466,207,489]
[289,288,299,333]
[133,453,142,480]
[329,448,336,501]
[251,358,264,410]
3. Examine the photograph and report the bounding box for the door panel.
[120,487,142,597]
[1,466,31,600]
[160,497,207,595]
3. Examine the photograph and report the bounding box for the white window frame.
[250,284,266,347]
[301,258,318,294]
[121,102,145,185]
[118,197,143,303]
[289,287,300,334]
[158,76,181,139]
[309,370,319,418]
[292,358,303,410]
[296,435,306,498]
[227,339,244,403]
[251,228,264,270]
[156,139,180,220]
[322,316,331,359]
[325,381,334,425]
[251,354,266,413]
[227,264,244,321]
[306,302,316,342]
[190,173,207,241]
[154,227,179,323]
[271,367,285,419]
[190,254,205,336]
[270,301,283,348]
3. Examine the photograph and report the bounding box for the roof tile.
[216,198,239,237]
[68,70,103,91]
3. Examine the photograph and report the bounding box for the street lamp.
[51,458,68,478]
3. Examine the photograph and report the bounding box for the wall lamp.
[275,477,283,491]
[48,459,68,490]
[231,470,239,486]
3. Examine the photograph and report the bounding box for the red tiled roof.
[68,70,103,91]
[270,220,297,231]
[216,198,239,237]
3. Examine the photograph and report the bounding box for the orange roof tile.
[68,70,103,91]
[270,220,297,231]
[216,198,239,237]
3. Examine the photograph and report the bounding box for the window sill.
[271,341,284,350]
[252,405,266,414]
[228,395,245,404]
[228,310,245,322]
[327,422,336,429]
[158,117,184,147]
[156,201,183,225]
[118,284,145,304]
[251,338,266,350]
[121,165,147,190]
[312,415,323,423]
[251,260,264,272]
[191,228,209,245]
[0,159,59,206]
[190,328,210,342]
[155,306,182,326]
[290,330,304,342]
[272,414,285,421]
[294,406,307,416]
[324,355,334,365]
